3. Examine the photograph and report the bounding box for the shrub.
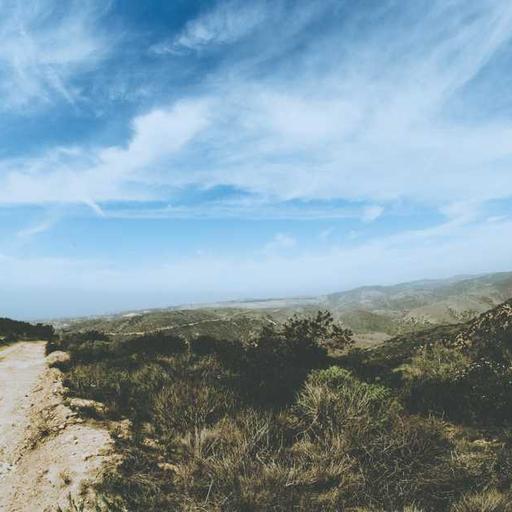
[152,379,236,439]
[0,317,55,341]
[402,344,512,424]
[65,363,132,417]
[189,334,224,355]
[401,344,470,383]
[58,314,504,511]
[232,312,352,405]
[122,333,187,357]
[295,367,458,510]
[296,367,396,435]
[282,311,353,353]
[65,360,178,420]
[401,345,471,420]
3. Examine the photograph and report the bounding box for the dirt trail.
[0,342,46,481]
[0,343,112,512]
[105,316,232,336]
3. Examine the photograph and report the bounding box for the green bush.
[233,312,352,405]
[296,367,396,435]
[400,345,471,420]
[0,317,55,341]
[122,333,187,357]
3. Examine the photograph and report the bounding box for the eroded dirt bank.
[0,343,112,512]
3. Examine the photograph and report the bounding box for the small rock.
[157,462,178,473]
[46,351,70,367]
[68,398,106,415]
[0,461,13,476]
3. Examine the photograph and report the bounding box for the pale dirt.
[0,342,112,512]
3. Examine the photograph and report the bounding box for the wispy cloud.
[263,233,297,254]
[16,217,56,239]
[1,0,512,218]
[151,0,267,54]
[319,227,335,241]
[0,98,211,204]
[361,206,384,223]
[0,0,110,111]
[98,198,388,221]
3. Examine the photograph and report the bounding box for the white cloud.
[263,233,297,254]
[0,98,211,204]
[2,0,512,317]
[113,0,512,219]
[319,227,334,241]
[0,0,512,220]
[16,217,56,239]
[151,0,267,54]
[361,206,384,223]
[0,0,109,110]
[163,0,512,210]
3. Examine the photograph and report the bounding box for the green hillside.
[58,271,512,342]
[50,298,512,511]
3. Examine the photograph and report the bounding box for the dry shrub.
[294,367,457,510]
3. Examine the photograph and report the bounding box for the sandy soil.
[0,342,46,481]
[0,343,112,512]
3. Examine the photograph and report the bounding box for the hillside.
[57,308,275,341]
[46,297,512,511]
[455,299,512,350]
[343,298,512,423]
[58,271,512,342]
[0,317,55,345]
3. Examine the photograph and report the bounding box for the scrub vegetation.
[0,317,55,347]
[50,302,512,511]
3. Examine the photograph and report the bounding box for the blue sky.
[1,0,512,318]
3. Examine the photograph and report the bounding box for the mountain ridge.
[56,271,512,343]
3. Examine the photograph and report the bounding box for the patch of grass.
[450,489,512,512]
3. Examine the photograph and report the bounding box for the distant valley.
[56,271,512,345]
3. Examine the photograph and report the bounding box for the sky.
[1,0,512,319]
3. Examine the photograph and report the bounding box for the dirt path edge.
[0,345,113,512]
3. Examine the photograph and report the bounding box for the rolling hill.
[56,271,512,344]
[49,288,512,511]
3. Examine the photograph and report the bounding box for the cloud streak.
[0,0,110,110]
[1,0,511,219]
[0,99,211,204]
[151,0,267,54]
